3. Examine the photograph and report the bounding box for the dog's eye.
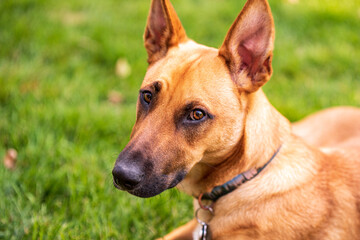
[142,91,152,104]
[189,109,205,121]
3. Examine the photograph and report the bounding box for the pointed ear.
[219,0,274,92]
[144,0,188,64]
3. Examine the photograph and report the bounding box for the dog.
[112,0,360,239]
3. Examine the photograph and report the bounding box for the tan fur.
[113,0,360,239]
[293,107,360,148]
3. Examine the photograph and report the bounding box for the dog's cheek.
[161,147,187,175]
[203,115,245,159]
[181,121,214,147]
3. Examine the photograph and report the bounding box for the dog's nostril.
[112,164,143,190]
[114,176,121,186]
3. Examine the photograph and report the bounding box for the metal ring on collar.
[195,207,214,225]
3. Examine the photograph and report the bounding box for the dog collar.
[199,145,282,203]
[194,146,282,239]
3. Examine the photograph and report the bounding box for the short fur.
[112,0,360,239]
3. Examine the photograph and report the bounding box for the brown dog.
[112,0,360,239]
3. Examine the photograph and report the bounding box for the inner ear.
[238,26,272,75]
[144,0,168,54]
[219,0,274,92]
[144,0,187,64]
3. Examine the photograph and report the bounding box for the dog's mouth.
[113,171,187,198]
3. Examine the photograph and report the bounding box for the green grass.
[0,0,359,239]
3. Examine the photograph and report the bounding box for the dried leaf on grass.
[115,58,131,78]
[108,90,124,104]
[50,10,87,26]
[4,148,17,170]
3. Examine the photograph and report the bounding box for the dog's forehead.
[142,41,233,93]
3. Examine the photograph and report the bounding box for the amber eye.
[190,109,205,121]
[142,91,152,104]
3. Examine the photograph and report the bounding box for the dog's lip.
[167,171,187,189]
[112,171,187,197]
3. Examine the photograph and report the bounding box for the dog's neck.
[178,89,295,197]
[241,90,291,169]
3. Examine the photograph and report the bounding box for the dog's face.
[113,0,274,198]
[113,45,245,197]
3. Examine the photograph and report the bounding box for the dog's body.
[112,0,360,239]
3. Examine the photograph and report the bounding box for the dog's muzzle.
[112,146,187,198]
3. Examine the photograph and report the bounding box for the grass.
[0,0,359,239]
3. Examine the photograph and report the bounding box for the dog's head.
[112,0,274,197]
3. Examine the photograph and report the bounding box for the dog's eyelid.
[153,81,162,93]
[184,101,206,111]
[139,89,152,94]
[140,81,162,94]
[182,101,214,119]
[139,89,153,98]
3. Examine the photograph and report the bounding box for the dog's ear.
[144,0,187,64]
[219,0,274,92]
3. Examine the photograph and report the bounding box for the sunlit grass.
[0,0,359,239]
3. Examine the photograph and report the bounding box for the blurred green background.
[0,0,359,239]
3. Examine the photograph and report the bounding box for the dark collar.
[199,146,282,203]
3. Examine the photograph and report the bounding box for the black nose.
[112,164,143,190]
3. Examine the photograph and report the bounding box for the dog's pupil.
[144,93,152,103]
[194,110,203,120]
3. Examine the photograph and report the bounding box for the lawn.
[0,0,359,239]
